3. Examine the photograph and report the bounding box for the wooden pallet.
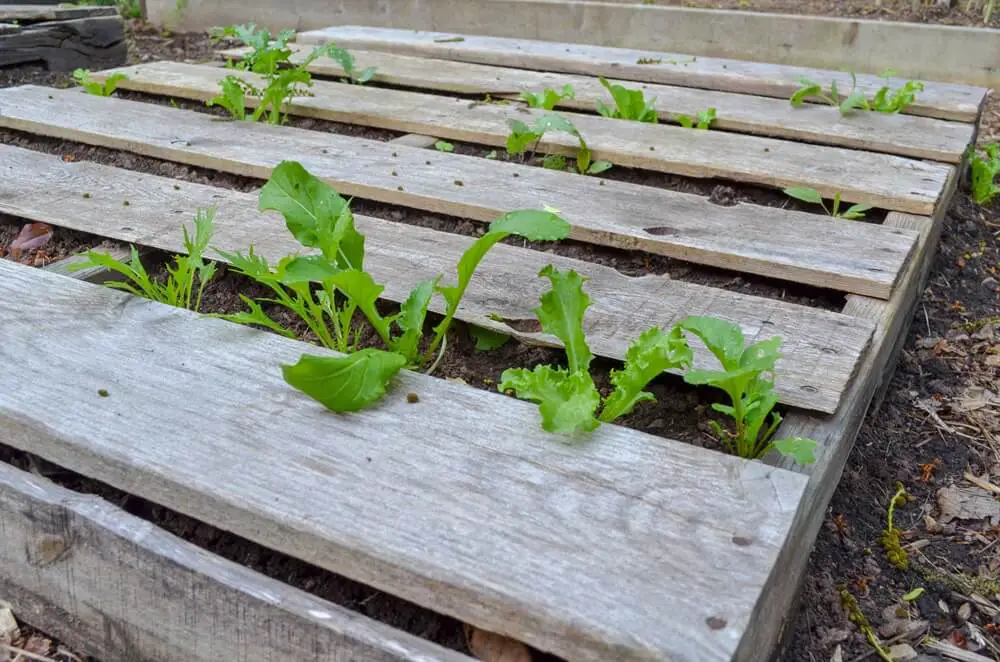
[0,4,125,70]
[0,28,986,662]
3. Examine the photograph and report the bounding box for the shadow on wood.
[0,16,126,71]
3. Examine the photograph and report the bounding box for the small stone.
[406,392,419,404]
[887,643,918,661]
[939,600,951,615]
[957,602,972,622]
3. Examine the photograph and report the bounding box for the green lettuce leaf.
[534,265,592,374]
[499,365,600,434]
[599,326,692,422]
[282,349,407,412]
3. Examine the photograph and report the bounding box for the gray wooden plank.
[0,258,810,662]
[0,85,922,301]
[0,143,875,412]
[219,44,975,164]
[0,5,116,21]
[0,15,126,71]
[0,462,473,662]
[96,61,952,215]
[296,26,989,123]
[43,242,132,283]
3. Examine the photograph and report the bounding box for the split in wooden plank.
[0,15,126,70]
[94,61,952,215]
[0,257,811,662]
[296,27,989,124]
[0,4,117,21]
[0,144,876,412]
[0,462,473,662]
[0,86,921,301]
[219,44,975,164]
[741,168,959,660]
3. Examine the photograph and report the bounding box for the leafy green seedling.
[783,187,872,220]
[902,587,924,602]
[676,316,817,464]
[595,77,657,123]
[469,324,511,350]
[324,45,377,84]
[434,140,455,152]
[500,266,692,434]
[675,107,716,129]
[506,114,612,175]
[229,162,571,412]
[73,68,128,97]
[970,143,1000,205]
[70,207,217,311]
[790,70,923,116]
[520,84,575,111]
[880,482,912,570]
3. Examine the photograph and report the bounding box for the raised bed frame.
[0,27,987,662]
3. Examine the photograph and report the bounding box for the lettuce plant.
[520,84,575,110]
[677,316,816,464]
[970,143,1000,205]
[675,107,716,129]
[506,114,612,175]
[500,266,692,434]
[595,77,658,123]
[226,161,571,412]
[69,208,217,311]
[783,187,872,220]
[74,68,127,97]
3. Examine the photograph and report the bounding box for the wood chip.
[465,625,532,662]
[937,485,1000,526]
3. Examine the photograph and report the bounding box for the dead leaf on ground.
[955,386,1000,413]
[464,625,532,662]
[937,485,1000,526]
[8,223,54,262]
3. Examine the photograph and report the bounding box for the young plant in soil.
[674,107,716,130]
[499,266,692,434]
[506,114,612,175]
[595,77,658,123]
[677,316,817,464]
[224,161,572,412]
[790,70,923,115]
[520,84,575,111]
[74,68,128,97]
[783,187,872,220]
[69,208,218,311]
[324,46,377,84]
[208,24,363,124]
[970,143,1000,205]
[879,482,912,570]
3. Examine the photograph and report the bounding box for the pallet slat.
[0,144,875,412]
[0,86,920,301]
[295,26,988,123]
[95,61,951,215]
[0,4,117,20]
[0,463,472,662]
[0,259,810,662]
[220,45,975,164]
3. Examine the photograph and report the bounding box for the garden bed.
[0,25,989,662]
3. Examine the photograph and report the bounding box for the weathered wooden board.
[0,462,473,662]
[0,258,811,662]
[744,170,959,658]
[0,86,920,300]
[0,4,117,21]
[220,44,974,164]
[0,144,874,412]
[0,15,126,70]
[43,242,132,283]
[296,26,989,123]
[95,61,951,215]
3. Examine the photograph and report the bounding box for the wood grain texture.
[0,463,472,662]
[0,258,810,662]
[0,4,116,21]
[295,26,988,123]
[95,61,951,215]
[43,242,132,283]
[0,143,875,412]
[0,15,126,70]
[219,44,975,164]
[0,85,921,301]
[738,170,959,660]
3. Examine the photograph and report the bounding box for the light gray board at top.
[0,462,473,662]
[0,258,809,662]
[0,142,877,413]
[295,26,988,123]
